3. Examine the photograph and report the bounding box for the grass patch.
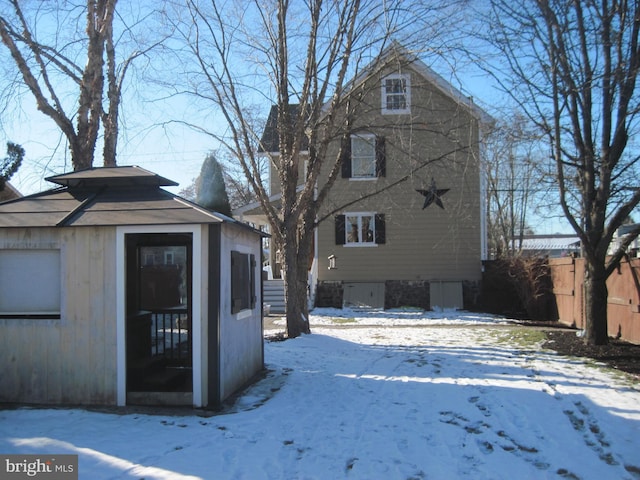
[490,327,548,348]
[330,317,357,324]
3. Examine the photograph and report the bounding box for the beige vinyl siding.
[0,226,117,405]
[317,63,482,283]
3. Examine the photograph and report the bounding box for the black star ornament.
[416,178,449,209]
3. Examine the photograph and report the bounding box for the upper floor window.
[382,74,410,114]
[341,134,386,179]
[351,134,376,178]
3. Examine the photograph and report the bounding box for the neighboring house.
[0,166,264,408]
[609,223,640,257]
[0,181,20,203]
[236,43,491,310]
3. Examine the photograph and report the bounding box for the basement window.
[0,249,61,319]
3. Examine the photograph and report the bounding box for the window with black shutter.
[343,134,385,179]
[335,213,385,245]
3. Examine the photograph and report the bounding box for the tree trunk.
[282,224,312,338]
[583,259,609,345]
[282,256,311,338]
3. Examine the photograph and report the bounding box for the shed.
[0,166,264,409]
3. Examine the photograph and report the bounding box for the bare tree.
[484,0,640,344]
[0,1,164,170]
[484,114,548,257]
[163,0,385,337]
[165,0,467,337]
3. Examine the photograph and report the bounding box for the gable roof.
[0,181,21,203]
[258,42,492,157]
[345,41,492,124]
[0,166,257,230]
[259,104,310,154]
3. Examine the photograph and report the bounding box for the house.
[0,166,264,409]
[0,181,20,203]
[236,43,490,311]
[609,223,640,257]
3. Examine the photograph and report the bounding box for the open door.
[125,233,193,405]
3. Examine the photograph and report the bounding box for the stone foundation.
[315,279,480,311]
[315,281,343,308]
[384,280,430,310]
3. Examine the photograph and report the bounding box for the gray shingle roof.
[0,166,244,228]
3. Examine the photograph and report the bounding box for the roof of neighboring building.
[0,166,261,231]
[259,104,310,154]
[513,235,581,252]
[0,181,21,203]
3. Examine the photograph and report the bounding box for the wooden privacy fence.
[549,256,640,344]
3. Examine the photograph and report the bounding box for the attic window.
[0,249,61,319]
[382,74,410,114]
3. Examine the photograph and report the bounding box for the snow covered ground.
[1,308,640,480]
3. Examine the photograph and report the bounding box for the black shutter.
[374,214,386,244]
[335,215,346,245]
[375,136,386,177]
[231,251,241,314]
[250,254,257,309]
[341,136,352,178]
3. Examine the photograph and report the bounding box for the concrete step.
[264,279,285,314]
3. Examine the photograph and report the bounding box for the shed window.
[0,249,61,318]
[231,251,256,314]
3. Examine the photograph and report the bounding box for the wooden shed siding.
[0,227,117,405]
[316,64,482,283]
[218,223,264,402]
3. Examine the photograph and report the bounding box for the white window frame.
[350,134,377,179]
[116,224,203,407]
[381,73,411,114]
[0,249,62,318]
[345,212,377,246]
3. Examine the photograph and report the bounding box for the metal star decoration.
[416,178,449,209]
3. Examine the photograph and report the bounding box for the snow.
[2,308,640,479]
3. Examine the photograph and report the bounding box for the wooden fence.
[549,256,640,344]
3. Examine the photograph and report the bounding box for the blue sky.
[0,6,571,235]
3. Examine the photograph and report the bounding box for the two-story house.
[236,43,491,311]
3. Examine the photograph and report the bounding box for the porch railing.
[150,308,191,366]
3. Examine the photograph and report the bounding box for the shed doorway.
[125,233,193,405]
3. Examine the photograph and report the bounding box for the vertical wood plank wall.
[0,227,117,405]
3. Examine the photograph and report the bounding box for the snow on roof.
[513,235,580,253]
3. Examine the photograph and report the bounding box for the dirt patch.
[543,330,640,378]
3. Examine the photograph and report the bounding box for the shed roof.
[0,166,256,230]
[46,166,178,188]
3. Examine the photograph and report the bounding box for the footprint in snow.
[563,400,618,466]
